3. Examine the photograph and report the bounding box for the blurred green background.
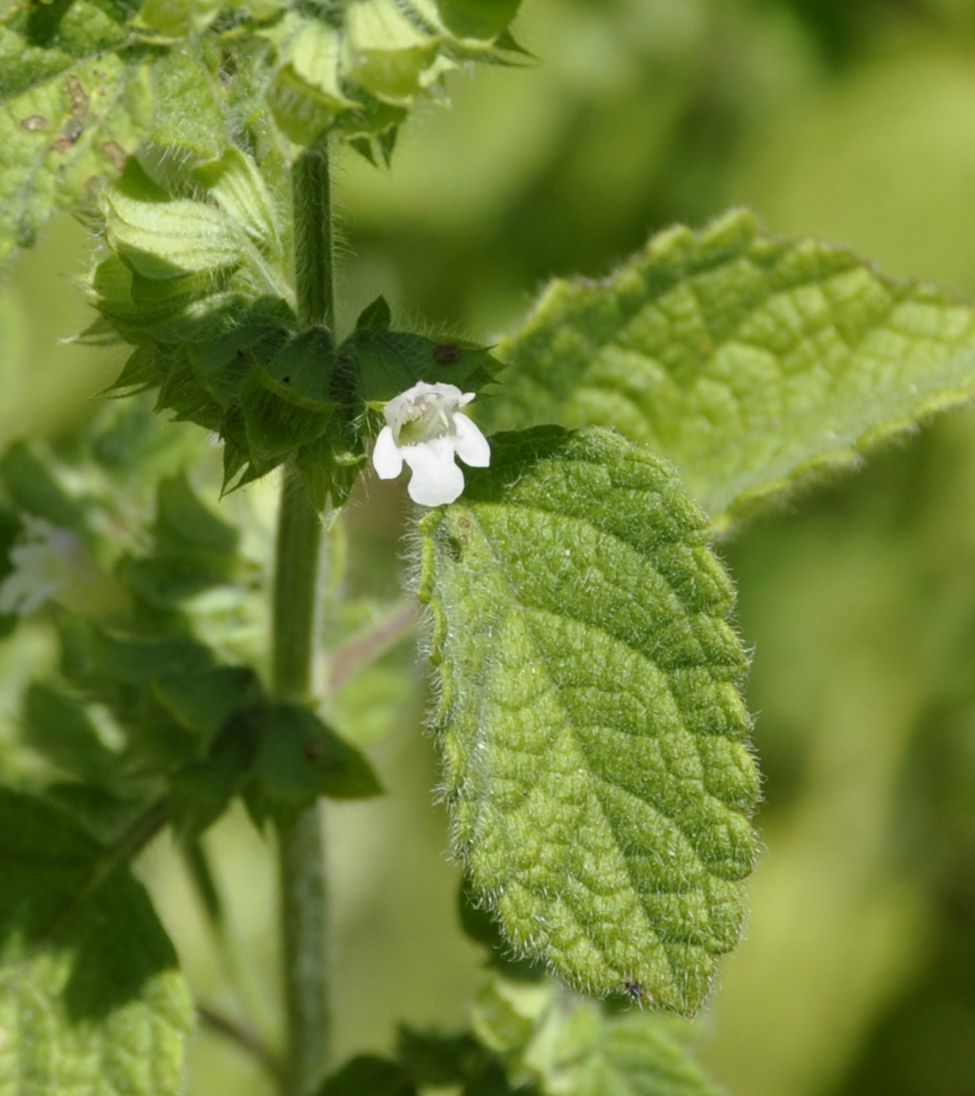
[4,0,975,1092]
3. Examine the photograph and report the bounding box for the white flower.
[371,381,490,506]
[0,518,89,616]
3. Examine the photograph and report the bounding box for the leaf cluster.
[0,411,379,842]
[85,148,501,506]
[319,974,721,1096]
[0,0,525,269]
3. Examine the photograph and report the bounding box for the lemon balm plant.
[2,2,975,1094]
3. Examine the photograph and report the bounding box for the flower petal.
[453,414,491,468]
[402,439,465,506]
[372,426,403,479]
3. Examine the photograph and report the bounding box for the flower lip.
[371,381,490,507]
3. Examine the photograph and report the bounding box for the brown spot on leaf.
[65,75,89,118]
[101,140,128,172]
[435,342,460,364]
[51,118,83,152]
[20,115,49,132]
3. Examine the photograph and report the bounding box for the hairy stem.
[292,142,336,334]
[274,140,336,1096]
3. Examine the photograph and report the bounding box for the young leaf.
[196,146,283,258]
[102,186,246,280]
[485,210,975,528]
[0,790,192,1095]
[472,977,720,1096]
[141,49,228,176]
[419,427,759,1013]
[260,0,523,153]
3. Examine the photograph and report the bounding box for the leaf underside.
[420,427,759,1014]
[484,209,975,529]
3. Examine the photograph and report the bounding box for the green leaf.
[241,703,383,828]
[0,441,89,529]
[267,14,360,145]
[241,329,337,467]
[0,789,192,1095]
[343,0,442,106]
[570,1012,721,1096]
[195,146,282,259]
[485,209,975,529]
[419,427,758,1013]
[0,3,152,267]
[155,473,237,549]
[260,0,521,152]
[435,0,522,40]
[140,49,228,177]
[119,473,245,598]
[318,1056,417,1096]
[348,329,501,404]
[103,184,245,280]
[396,1028,527,1095]
[170,703,258,839]
[55,620,226,773]
[22,683,119,785]
[136,0,223,39]
[458,874,541,981]
[152,665,262,739]
[185,301,293,407]
[355,294,393,332]
[471,977,719,1096]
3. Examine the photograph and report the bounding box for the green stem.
[291,142,336,334]
[274,140,336,1096]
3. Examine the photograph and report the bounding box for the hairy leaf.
[419,427,758,1012]
[0,790,192,1096]
[0,2,152,268]
[472,977,720,1095]
[103,186,246,279]
[485,210,975,528]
